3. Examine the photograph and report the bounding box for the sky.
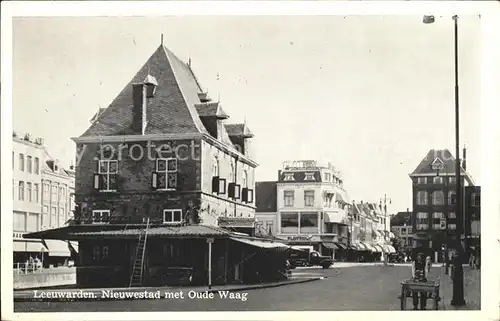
[12,15,481,214]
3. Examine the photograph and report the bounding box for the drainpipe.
[234,156,238,219]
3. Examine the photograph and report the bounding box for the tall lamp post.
[423,14,466,307]
[380,194,392,266]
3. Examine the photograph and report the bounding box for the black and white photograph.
[2,1,499,320]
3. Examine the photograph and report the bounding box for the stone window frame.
[98,160,119,192]
[92,209,110,224]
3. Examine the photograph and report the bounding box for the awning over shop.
[383,245,397,253]
[322,242,338,250]
[361,242,373,252]
[356,242,368,251]
[43,239,71,257]
[389,232,395,239]
[324,211,344,224]
[372,245,384,253]
[377,230,384,236]
[230,237,290,249]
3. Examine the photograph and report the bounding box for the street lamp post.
[380,194,391,266]
[423,14,466,307]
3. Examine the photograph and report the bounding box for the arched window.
[230,163,235,183]
[242,170,248,188]
[212,156,219,177]
[432,191,444,205]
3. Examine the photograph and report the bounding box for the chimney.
[462,146,467,171]
[132,83,147,134]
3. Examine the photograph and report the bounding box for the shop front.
[24,224,290,288]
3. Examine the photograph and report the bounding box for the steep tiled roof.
[81,45,208,137]
[89,108,106,123]
[196,102,229,119]
[256,181,277,212]
[410,149,466,176]
[225,124,254,138]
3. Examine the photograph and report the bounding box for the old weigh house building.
[25,43,291,288]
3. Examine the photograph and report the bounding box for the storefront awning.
[389,232,395,239]
[230,237,290,249]
[322,242,338,250]
[324,212,344,224]
[356,242,367,251]
[361,242,373,251]
[68,241,79,253]
[377,230,384,236]
[372,245,384,253]
[383,245,397,253]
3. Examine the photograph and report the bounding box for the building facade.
[13,133,46,263]
[274,160,350,257]
[13,133,75,266]
[409,148,476,261]
[255,181,278,237]
[41,157,76,265]
[25,44,293,288]
[390,210,413,252]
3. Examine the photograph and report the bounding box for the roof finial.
[161,33,164,45]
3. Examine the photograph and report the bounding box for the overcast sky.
[12,15,481,213]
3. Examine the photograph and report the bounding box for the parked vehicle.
[288,248,333,269]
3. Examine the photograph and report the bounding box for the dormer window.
[304,172,315,181]
[284,173,295,181]
[144,74,158,98]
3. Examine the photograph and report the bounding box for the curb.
[14,277,325,302]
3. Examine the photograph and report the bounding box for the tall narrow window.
[27,156,32,173]
[212,157,219,177]
[416,212,429,230]
[433,176,443,184]
[34,157,40,174]
[34,183,39,203]
[18,181,24,201]
[27,182,32,202]
[19,154,24,171]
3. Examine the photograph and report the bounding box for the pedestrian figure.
[411,253,429,310]
[425,256,432,272]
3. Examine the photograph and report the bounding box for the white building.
[13,132,76,266]
[256,160,351,258]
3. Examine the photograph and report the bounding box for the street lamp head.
[423,15,435,24]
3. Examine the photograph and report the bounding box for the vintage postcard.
[1,1,499,321]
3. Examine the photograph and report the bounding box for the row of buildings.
[13,133,76,267]
[390,148,481,262]
[255,160,396,262]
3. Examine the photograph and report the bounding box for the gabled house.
[24,43,293,288]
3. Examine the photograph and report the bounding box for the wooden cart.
[398,278,441,310]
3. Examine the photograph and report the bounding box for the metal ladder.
[129,218,150,287]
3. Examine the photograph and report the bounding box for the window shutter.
[93,174,100,190]
[152,172,158,189]
[228,183,235,198]
[212,176,219,193]
[241,188,248,202]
